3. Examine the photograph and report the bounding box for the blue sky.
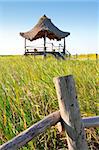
[0,0,99,55]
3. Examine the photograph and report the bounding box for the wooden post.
[63,37,66,55]
[96,53,98,61]
[44,32,47,57]
[24,38,26,54]
[53,75,88,150]
[52,43,54,51]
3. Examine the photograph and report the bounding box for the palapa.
[20,15,70,41]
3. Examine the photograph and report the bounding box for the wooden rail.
[83,116,99,128]
[25,51,65,59]
[74,53,98,60]
[0,111,60,150]
[0,75,99,150]
[0,112,99,150]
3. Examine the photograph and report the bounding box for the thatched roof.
[20,15,70,41]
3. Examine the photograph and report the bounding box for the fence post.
[96,53,98,61]
[87,54,89,60]
[76,53,78,59]
[53,75,88,150]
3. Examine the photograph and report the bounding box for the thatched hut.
[20,15,70,55]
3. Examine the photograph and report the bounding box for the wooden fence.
[0,75,99,150]
[72,53,98,61]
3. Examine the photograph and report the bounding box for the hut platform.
[24,51,65,60]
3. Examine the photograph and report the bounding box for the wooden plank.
[0,110,99,150]
[63,37,66,54]
[43,32,47,57]
[83,116,99,128]
[24,51,65,59]
[53,75,88,150]
[0,111,60,150]
[56,116,99,133]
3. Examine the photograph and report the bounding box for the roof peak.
[41,14,50,20]
[20,15,70,41]
[43,14,47,17]
[39,15,49,23]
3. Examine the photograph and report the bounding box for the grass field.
[0,56,99,149]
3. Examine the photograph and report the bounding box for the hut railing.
[0,75,99,150]
[25,43,66,53]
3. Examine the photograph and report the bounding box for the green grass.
[0,56,99,149]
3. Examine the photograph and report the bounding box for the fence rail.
[0,111,99,150]
[72,53,99,61]
[0,75,99,150]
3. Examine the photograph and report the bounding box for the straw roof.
[20,15,70,41]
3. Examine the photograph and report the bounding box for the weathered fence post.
[87,54,89,60]
[96,53,98,61]
[53,75,88,150]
